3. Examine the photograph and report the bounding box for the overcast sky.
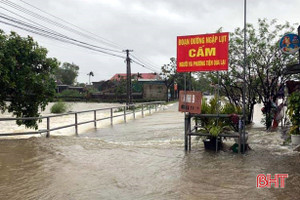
[1,0,299,83]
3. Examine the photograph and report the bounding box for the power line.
[11,0,162,73]
[132,53,161,71]
[0,10,122,53]
[131,59,160,73]
[0,13,125,58]
[0,0,123,51]
[20,0,124,49]
[131,54,161,73]
[0,0,163,74]
[19,0,124,50]
[0,17,126,59]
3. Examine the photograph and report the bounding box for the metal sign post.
[217,71,220,116]
[177,32,229,152]
[298,25,300,64]
[184,73,188,151]
[242,0,247,153]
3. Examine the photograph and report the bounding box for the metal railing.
[0,101,165,137]
[185,113,244,154]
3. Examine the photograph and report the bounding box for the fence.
[0,101,165,137]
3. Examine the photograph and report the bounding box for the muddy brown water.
[1,103,300,199]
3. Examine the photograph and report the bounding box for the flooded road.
[0,102,123,137]
[1,103,300,199]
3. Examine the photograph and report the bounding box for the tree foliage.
[0,31,59,128]
[287,91,300,135]
[161,58,214,100]
[114,77,127,96]
[206,19,298,128]
[161,57,192,100]
[161,57,178,92]
[55,62,79,85]
[194,72,214,94]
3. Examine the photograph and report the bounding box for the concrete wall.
[143,83,167,100]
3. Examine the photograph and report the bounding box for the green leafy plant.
[287,91,300,135]
[50,101,68,114]
[0,30,59,129]
[57,89,84,97]
[207,124,223,137]
[55,62,79,85]
[196,96,241,137]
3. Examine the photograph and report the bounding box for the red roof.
[110,73,160,81]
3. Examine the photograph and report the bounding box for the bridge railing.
[0,101,165,137]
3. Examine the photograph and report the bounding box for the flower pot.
[291,135,300,145]
[203,137,222,151]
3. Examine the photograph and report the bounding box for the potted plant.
[196,96,241,151]
[287,91,300,145]
[202,123,224,151]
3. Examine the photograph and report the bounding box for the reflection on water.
[1,103,300,199]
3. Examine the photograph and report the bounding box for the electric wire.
[0,10,122,53]
[0,0,162,74]
[0,0,122,51]
[131,54,161,72]
[0,18,126,59]
[131,59,160,73]
[131,59,160,74]
[19,0,123,50]
[132,53,161,71]
[19,0,124,50]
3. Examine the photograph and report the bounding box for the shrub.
[287,91,300,135]
[50,101,68,113]
[57,89,84,97]
[196,96,242,136]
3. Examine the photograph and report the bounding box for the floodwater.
[1,103,300,199]
[0,102,123,137]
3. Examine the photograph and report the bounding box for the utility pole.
[124,49,133,105]
[298,25,300,64]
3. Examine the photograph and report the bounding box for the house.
[110,73,161,81]
[141,80,167,100]
[91,73,167,101]
[56,84,85,93]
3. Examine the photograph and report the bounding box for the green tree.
[114,77,127,96]
[209,19,298,128]
[161,58,214,96]
[55,62,79,85]
[194,72,214,94]
[0,31,59,128]
[87,71,94,85]
[161,57,193,101]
